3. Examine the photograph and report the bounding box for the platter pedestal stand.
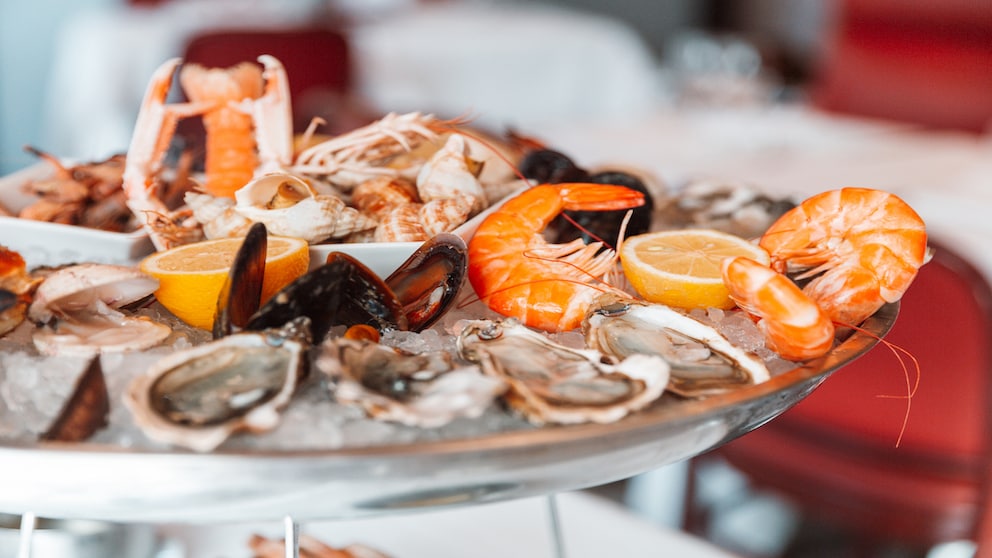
[4,306,897,557]
[13,500,569,558]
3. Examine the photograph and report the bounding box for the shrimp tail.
[722,256,835,361]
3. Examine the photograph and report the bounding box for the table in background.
[41,1,662,160]
[157,491,739,558]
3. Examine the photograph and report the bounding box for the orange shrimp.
[179,61,264,198]
[467,183,645,332]
[758,187,928,326]
[722,256,835,361]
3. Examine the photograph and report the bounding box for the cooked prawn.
[179,61,264,198]
[758,187,928,327]
[467,183,645,332]
[722,256,835,361]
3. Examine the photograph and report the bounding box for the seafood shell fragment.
[317,337,505,428]
[234,173,375,243]
[458,318,670,425]
[28,263,170,356]
[583,294,770,397]
[124,319,310,452]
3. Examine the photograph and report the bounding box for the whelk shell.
[233,172,375,243]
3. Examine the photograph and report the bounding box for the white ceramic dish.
[0,163,516,277]
[0,164,153,268]
[308,186,519,276]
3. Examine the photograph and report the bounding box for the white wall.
[0,0,116,174]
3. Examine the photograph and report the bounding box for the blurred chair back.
[689,239,992,552]
[810,0,992,132]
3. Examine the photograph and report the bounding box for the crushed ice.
[1,294,797,452]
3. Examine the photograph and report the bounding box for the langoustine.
[122,55,292,249]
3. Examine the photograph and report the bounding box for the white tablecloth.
[535,104,992,280]
[158,492,738,558]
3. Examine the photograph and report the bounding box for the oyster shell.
[582,294,771,397]
[233,173,375,243]
[124,319,310,452]
[458,318,669,425]
[316,337,505,428]
[27,263,170,356]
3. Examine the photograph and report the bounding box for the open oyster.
[316,337,505,428]
[458,318,669,425]
[124,318,310,452]
[583,294,770,397]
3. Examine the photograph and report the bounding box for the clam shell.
[28,264,158,324]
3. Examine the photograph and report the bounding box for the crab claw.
[254,54,294,173]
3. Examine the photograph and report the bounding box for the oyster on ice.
[458,318,670,425]
[582,294,771,397]
[124,318,310,452]
[27,263,170,356]
[316,337,505,428]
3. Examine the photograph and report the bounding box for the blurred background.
[3,1,992,557]
[0,0,833,174]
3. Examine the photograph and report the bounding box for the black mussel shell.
[214,222,267,339]
[247,252,408,341]
[41,357,109,442]
[519,149,588,184]
[385,233,468,332]
[549,170,655,245]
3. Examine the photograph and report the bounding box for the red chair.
[810,0,992,133]
[685,239,992,555]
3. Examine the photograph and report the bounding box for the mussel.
[519,148,656,244]
[215,224,468,341]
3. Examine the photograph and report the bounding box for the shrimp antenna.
[840,320,920,448]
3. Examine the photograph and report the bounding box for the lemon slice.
[620,229,770,309]
[140,236,310,330]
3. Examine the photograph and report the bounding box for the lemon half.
[620,229,770,309]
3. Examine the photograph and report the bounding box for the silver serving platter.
[0,303,896,524]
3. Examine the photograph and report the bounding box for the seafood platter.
[0,56,924,524]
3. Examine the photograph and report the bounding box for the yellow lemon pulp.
[620,229,770,309]
[139,236,310,330]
